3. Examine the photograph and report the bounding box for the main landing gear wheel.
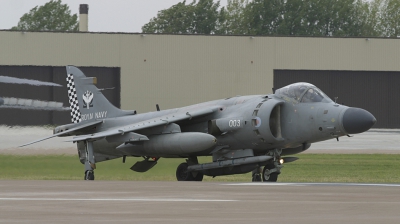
[262,164,278,182]
[176,163,193,181]
[193,172,204,181]
[84,170,94,180]
[176,162,203,181]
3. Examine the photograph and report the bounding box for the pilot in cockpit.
[301,88,324,103]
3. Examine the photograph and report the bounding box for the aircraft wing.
[19,120,104,147]
[67,106,220,142]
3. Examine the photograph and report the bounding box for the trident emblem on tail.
[83,90,93,109]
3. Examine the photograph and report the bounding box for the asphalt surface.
[0,180,399,223]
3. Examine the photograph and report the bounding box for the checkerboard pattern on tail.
[66,73,82,123]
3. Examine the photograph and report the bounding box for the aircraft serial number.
[228,119,241,127]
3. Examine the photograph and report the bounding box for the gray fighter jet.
[21,66,376,181]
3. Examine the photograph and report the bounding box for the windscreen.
[275,83,333,103]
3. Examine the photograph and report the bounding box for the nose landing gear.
[252,149,282,182]
[262,163,280,182]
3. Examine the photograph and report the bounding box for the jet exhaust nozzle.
[342,107,376,134]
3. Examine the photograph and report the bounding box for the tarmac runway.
[0,180,400,223]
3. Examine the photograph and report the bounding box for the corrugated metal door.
[274,70,399,128]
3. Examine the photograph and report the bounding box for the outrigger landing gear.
[85,170,94,180]
[176,157,203,181]
[84,141,96,181]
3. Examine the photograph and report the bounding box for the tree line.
[142,0,400,37]
[11,0,78,32]
[10,0,400,37]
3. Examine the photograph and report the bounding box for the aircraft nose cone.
[342,107,376,134]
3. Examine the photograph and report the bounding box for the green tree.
[227,0,383,37]
[141,0,399,37]
[142,1,193,33]
[278,0,307,35]
[242,0,286,35]
[279,0,373,37]
[142,0,225,34]
[218,0,249,34]
[348,0,379,37]
[378,0,400,37]
[364,0,384,36]
[292,0,355,36]
[11,0,78,31]
[193,0,223,33]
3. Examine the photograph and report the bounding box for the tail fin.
[66,66,135,123]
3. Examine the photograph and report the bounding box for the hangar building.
[0,28,399,128]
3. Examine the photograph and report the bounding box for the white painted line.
[310,183,400,187]
[0,197,238,202]
[225,183,300,186]
[224,183,400,187]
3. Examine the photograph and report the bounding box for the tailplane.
[66,66,135,123]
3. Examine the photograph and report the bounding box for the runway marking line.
[224,183,400,187]
[0,198,238,202]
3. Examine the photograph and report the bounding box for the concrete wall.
[1,30,399,113]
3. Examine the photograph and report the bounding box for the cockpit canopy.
[275,82,333,103]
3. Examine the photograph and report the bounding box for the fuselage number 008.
[228,119,241,127]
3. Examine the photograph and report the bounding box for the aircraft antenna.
[99,87,115,91]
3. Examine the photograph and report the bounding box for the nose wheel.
[258,149,282,182]
[262,164,279,182]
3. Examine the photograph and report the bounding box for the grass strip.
[0,154,399,183]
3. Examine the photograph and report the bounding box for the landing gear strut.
[252,167,262,182]
[176,157,203,181]
[255,149,282,182]
[84,141,96,181]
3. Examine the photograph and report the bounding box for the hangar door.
[274,70,400,128]
[0,66,121,126]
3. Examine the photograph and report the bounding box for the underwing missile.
[117,132,217,156]
[188,155,272,172]
[187,155,272,177]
